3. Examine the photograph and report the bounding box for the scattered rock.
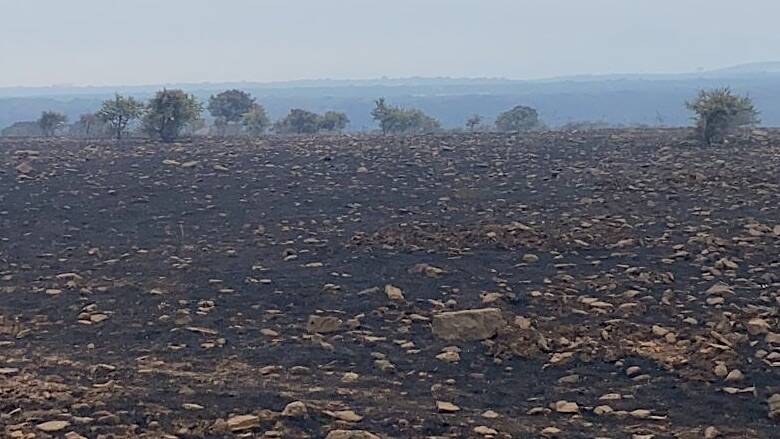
[384,284,405,301]
[36,421,71,432]
[282,401,308,417]
[436,401,461,413]
[227,414,260,431]
[306,315,343,334]
[431,308,505,341]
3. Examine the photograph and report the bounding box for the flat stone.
[432,308,505,341]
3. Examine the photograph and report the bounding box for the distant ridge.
[2,62,780,98]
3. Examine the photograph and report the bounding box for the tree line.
[9,87,762,145]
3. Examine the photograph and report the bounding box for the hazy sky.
[1,0,779,87]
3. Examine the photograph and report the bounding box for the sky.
[1,0,779,87]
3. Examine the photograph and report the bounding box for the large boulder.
[432,308,505,341]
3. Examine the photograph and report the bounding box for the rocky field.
[1,129,780,438]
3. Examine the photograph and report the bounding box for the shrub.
[686,88,759,145]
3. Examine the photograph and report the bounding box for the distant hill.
[2,63,779,132]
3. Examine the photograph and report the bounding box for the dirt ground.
[1,129,779,439]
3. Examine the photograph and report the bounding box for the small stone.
[593,405,613,415]
[522,254,540,263]
[436,351,460,363]
[714,363,729,378]
[227,414,260,431]
[746,318,770,335]
[541,426,562,437]
[474,425,499,436]
[554,400,579,413]
[15,162,33,174]
[324,410,363,422]
[306,315,342,334]
[481,410,500,419]
[652,325,669,337]
[704,426,720,438]
[436,401,461,413]
[725,369,744,382]
[36,421,71,432]
[768,394,780,419]
[282,401,308,417]
[630,409,652,418]
[341,372,359,383]
[182,403,204,410]
[65,433,88,439]
[384,284,405,301]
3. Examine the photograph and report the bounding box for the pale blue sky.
[1,0,779,86]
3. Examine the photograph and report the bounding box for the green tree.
[686,88,759,145]
[38,111,67,137]
[318,111,349,132]
[371,98,394,135]
[142,89,202,143]
[241,104,271,136]
[495,105,541,132]
[208,89,256,135]
[97,94,144,140]
[274,109,321,134]
[370,98,440,134]
[466,114,482,132]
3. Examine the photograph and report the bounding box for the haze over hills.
[2,62,779,133]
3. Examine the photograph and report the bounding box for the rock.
[594,405,613,415]
[766,332,780,344]
[306,315,343,334]
[436,350,460,362]
[432,308,505,341]
[554,400,579,413]
[746,318,770,335]
[227,414,260,431]
[324,410,363,422]
[704,426,720,438]
[384,284,405,301]
[36,421,71,432]
[325,430,380,439]
[341,372,359,383]
[0,367,19,375]
[436,401,460,413]
[768,394,780,419]
[652,325,670,337]
[282,401,308,417]
[541,426,562,437]
[481,410,500,419]
[15,162,33,174]
[474,425,499,435]
[411,263,446,277]
[182,403,204,410]
[522,254,540,263]
[713,363,728,378]
[725,369,744,382]
[65,433,88,439]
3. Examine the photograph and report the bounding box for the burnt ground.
[1,129,779,439]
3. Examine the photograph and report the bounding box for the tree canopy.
[371,98,440,135]
[142,89,202,143]
[97,94,144,140]
[495,105,542,132]
[37,111,67,137]
[208,89,256,126]
[686,88,759,145]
